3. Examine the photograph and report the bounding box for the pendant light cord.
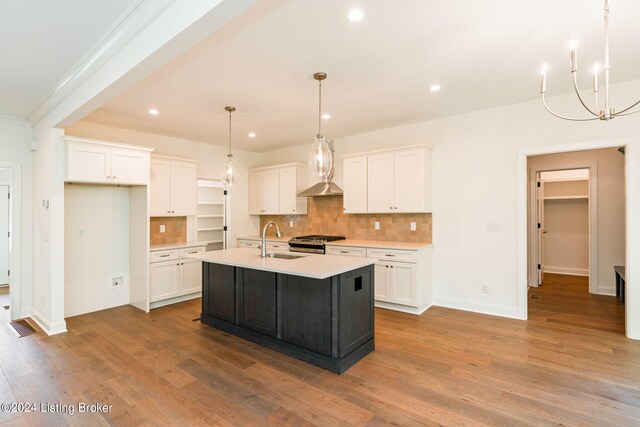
[228,109,232,155]
[318,78,322,137]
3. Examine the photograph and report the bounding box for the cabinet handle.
[260,210,265,213]
[340,250,349,254]
[293,209,295,212]
[390,265,394,268]
[113,176,117,180]
[385,254,396,257]
[159,254,170,258]
[187,251,197,254]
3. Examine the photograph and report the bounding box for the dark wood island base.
[200,262,375,374]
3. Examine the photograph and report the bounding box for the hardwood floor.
[0,275,637,426]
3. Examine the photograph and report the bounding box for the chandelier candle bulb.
[593,64,600,93]
[569,38,577,72]
[540,63,547,93]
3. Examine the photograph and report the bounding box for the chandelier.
[540,0,640,121]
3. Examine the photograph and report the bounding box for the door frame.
[529,165,598,294]
[517,136,639,340]
[0,162,22,320]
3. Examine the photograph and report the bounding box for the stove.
[288,235,346,254]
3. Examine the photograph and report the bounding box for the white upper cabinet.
[342,156,368,213]
[367,153,395,213]
[66,137,151,185]
[249,163,307,215]
[344,145,432,214]
[150,156,197,217]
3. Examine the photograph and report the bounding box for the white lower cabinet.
[327,244,432,315]
[150,246,205,307]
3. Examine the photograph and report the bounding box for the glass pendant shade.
[309,136,333,177]
[221,154,238,187]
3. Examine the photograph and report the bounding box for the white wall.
[260,78,640,325]
[544,200,589,275]
[0,117,33,319]
[64,185,131,317]
[65,121,262,244]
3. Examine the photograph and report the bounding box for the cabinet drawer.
[237,240,260,248]
[367,248,416,263]
[326,246,367,257]
[267,242,289,252]
[150,250,179,263]
[180,246,206,258]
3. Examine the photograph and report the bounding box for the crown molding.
[27,0,177,127]
[0,114,31,128]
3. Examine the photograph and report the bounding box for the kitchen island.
[187,248,376,374]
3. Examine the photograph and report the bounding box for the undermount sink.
[265,253,305,260]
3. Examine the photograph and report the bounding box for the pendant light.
[220,106,239,187]
[308,72,333,177]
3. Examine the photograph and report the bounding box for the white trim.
[543,266,589,276]
[0,115,31,128]
[433,297,519,319]
[65,136,154,152]
[31,308,68,336]
[27,0,177,126]
[517,136,639,338]
[149,292,200,309]
[0,163,22,321]
[375,301,430,315]
[342,143,433,159]
[598,286,616,296]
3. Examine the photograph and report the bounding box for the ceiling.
[0,0,139,119]
[80,0,640,152]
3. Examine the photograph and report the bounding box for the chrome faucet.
[261,221,282,258]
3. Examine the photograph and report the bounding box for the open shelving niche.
[196,179,228,251]
[541,170,589,203]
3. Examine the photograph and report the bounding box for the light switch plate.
[410,222,417,231]
[487,222,503,232]
[374,221,380,230]
[160,225,166,233]
[289,220,294,228]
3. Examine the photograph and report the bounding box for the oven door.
[288,244,325,254]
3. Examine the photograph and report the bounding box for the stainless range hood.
[297,179,343,197]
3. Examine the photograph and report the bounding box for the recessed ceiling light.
[148,108,159,115]
[429,84,441,92]
[322,113,331,120]
[248,132,256,138]
[347,9,364,22]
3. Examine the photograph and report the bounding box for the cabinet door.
[374,262,390,302]
[150,159,171,216]
[111,149,148,185]
[281,275,332,356]
[261,169,280,214]
[394,149,424,212]
[203,263,235,322]
[343,156,368,213]
[150,261,181,302]
[389,262,417,307]
[181,259,202,294]
[170,161,197,216]
[248,171,263,215]
[67,143,111,183]
[367,153,394,213]
[278,167,297,214]
[237,268,277,337]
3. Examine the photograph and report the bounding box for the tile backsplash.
[260,196,431,243]
[150,216,187,245]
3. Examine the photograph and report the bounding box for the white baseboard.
[375,301,431,315]
[597,285,616,296]
[543,266,589,276]
[150,292,201,310]
[30,308,67,335]
[433,296,519,320]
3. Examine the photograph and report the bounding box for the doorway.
[0,172,10,323]
[526,148,625,333]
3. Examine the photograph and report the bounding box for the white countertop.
[236,236,431,251]
[186,247,375,279]
[326,239,432,251]
[150,242,208,252]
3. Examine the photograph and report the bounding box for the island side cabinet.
[200,263,375,374]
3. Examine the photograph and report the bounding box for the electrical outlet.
[481,283,490,293]
[112,276,123,288]
[160,224,166,233]
[410,222,417,231]
[374,221,380,230]
[289,220,294,228]
[78,229,86,238]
